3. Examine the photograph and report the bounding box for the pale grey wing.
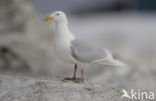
[70,39,112,63]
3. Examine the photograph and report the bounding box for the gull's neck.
[54,22,75,44]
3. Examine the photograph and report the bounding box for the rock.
[0,0,68,75]
[0,46,30,72]
[0,75,132,101]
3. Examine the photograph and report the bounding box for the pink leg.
[81,68,85,82]
[65,64,77,80]
[73,64,77,80]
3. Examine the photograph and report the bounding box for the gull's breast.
[53,38,78,64]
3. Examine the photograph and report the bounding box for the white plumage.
[45,11,125,82]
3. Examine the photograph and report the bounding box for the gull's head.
[44,11,68,24]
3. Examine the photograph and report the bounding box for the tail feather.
[92,49,126,66]
[97,59,126,66]
[92,58,126,66]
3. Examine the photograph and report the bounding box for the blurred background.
[0,0,156,93]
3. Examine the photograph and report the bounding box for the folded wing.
[71,39,125,66]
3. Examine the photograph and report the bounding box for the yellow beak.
[44,16,54,21]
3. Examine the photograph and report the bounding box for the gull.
[44,11,125,82]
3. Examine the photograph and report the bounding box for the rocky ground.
[0,75,134,101]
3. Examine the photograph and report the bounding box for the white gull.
[44,11,125,82]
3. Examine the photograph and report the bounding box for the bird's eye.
[56,13,59,16]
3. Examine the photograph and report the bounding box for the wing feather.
[70,39,111,63]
